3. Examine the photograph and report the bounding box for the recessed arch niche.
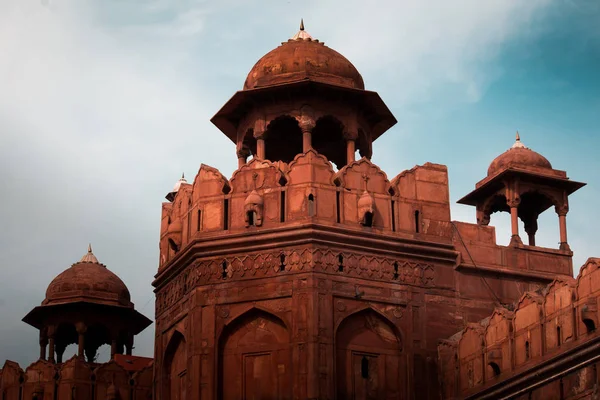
[335,308,403,399]
[163,330,187,400]
[218,308,292,400]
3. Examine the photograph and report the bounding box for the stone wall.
[439,258,600,399]
[0,357,152,400]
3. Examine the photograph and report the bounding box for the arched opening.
[583,318,596,333]
[308,194,315,217]
[218,309,291,400]
[264,116,303,163]
[246,210,256,226]
[83,325,112,363]
[518,191,558,248]
[163,331,187,400]
[336,308,402,399]
[312,116,346,169]
[241,128,257,161]
[414,210,420,233]
[54,323,77,363]
[488,362,501,377]
[362,211,374,227]
[93,344,111,364]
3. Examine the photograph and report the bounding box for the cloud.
[0,0,580,367]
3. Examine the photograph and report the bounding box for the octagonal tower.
[152,24,580,400]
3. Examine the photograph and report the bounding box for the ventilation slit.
[415,210,420,233]
[222,260,228,279]
[338,254,344,272]
[336,191,341,223]
[223,199,229,230]
[279,254,286,272]
[391,200,396,232]
[280,190,286,222]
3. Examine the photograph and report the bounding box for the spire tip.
[300,18,304,31]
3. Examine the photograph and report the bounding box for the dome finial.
[511,131,527,149]
[300,18,304,31]
[291,19,313,40]
[181,172,185,179]
[80,244,100,264]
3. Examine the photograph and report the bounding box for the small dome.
[166,173,187,202]
[44,245,131,308]
[244,190,263,206]
[244,22,364,90]
[487,133,552,176]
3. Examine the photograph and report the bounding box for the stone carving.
[156,247,436,315]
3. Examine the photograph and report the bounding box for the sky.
[0,0,598,366]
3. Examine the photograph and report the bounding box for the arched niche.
[334,158,391,195]
[192,164,231,201]
[513,292,543,366]
[264,115,303,163]
[93,361,129,400]
[335,308,402,399]
[163,331,187,400]
[312,115,346,169]
[544,279,576,350]
[218,308,291,400]
[285,149,335,186]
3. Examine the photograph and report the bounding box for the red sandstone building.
[1,23,598,400]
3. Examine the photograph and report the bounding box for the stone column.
[254,119,267,160]
[76,323,86,359]
[524,217,538,246]
[556,204,570,251]
[111,339,118,359]
[507,198,522,246]
[298,116,315,153]
[343,131,358,165]
[255,132,266,159]
[47,328,55,363]
[125,334,134,356]
[236,147,250,169]
[39,336,48,361]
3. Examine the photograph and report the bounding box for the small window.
[223,199,229,230]
[557,326,561,347]
[336,191,341,223]
[584,318,596,333]
[280,191,286,222]
[279,254,286,272]
[308,194,315,217]
[362,211,374,227]
[393,262,399,280]
[525,341,530,360]
[391,200,396,232]
[361,356,369,379]
[415,210,420,233]
[222,260,228,279]
[197,210,202,231]
[247,210,256,226]
[488,362,500,377]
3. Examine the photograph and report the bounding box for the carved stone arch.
[192,164,231,200]
[334,305,403,346]
[335,307,403,399]
[334,157,391,195]
[311,114,347,169]
[263,114,303,163]
[229,158,285,194]
[285,149,336,186]
[218,305,290,339]
[217,307,292,399]
[162,330,186,400]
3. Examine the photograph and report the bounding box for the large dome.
[243,24,364,90]
[488,134,552,176]
[43,245,132,307]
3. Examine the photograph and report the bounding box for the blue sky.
[0,0,598,365]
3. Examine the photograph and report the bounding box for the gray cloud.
[0,0,588,367]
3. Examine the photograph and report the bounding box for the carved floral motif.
[156,247,436,315]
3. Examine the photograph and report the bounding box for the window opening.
[361,356,369,379]
[280,191,286,222]
[308,194,315,217]
[584,318,596,333]
[338,254,344,272]
[279,254,286,272]
[336,191,341,223]
[247,211,256,226]
[363,211,373,227]
[197,209,202,231]
[415,210,420,233]
[488,362,501,377]
[393,262,399,280]
[222,260,228,279]
[223,199,229,230]
[525,341,530,360]
[391,200,396,232]
[557,326,561,347]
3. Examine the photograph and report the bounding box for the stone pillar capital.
[555,204,569,216]
[236,147,250,159]
[343,130,358,141]
[75,322,87,334]
[297,115,316,133]
[506,197,520,208]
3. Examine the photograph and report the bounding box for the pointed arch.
[163,330,186,400]
[218,307,292,399]
[335,307,403,399]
